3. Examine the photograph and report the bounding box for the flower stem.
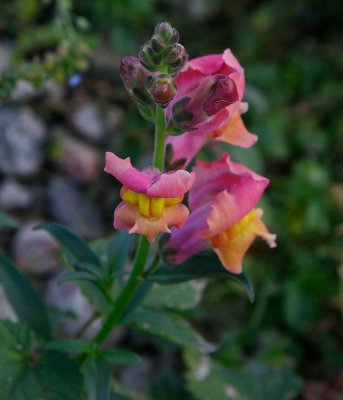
[153,105,167,171]
[92,106,167,347]
[93,236,150,345]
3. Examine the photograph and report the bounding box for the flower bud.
[119,56,153,106]
[154,22,179,47]
[164,44,188,76]
[148,74,177,107]
[139,43,160,72]
[172,75,239,130]
[203,76,238,115]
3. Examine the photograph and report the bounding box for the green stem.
[92,106,167,347]
[93,236,150,345]
[153,106,167,170]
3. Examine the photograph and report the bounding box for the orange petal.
[114,201,190,243]
[210,209,276,274]
[212,111,258,148]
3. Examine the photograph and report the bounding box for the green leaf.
[47,339,89,353]
[101,348,141,365]
[0,211,19,230]
[83,357,112,400]
[57,270,97,284]
[122,310,213,353]
[0,253,51,340]
[149,255,255,302]
[111,380,150,400]
[37,222,101,268]
[144,281,206,310]
[0,321,83,400]
[91,231,132,274]
[185,351,302,400]
[37,223,110,310]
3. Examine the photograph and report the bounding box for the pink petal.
[147,170,195,198]
[104,152,152,194]
[189,154,269,213]
[168,204,211,263]
[167,108,231,167]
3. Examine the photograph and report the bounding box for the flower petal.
[104,152,152,194]
[189,154,269,216]
[212,111,258,148]
[211,208,277,274]
[168,204,211,263]
[113,201,190,243]
[147,170,195,198]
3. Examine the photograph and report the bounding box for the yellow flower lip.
[121,187,183,218]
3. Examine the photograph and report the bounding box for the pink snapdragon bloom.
[104,152,194,242]
[167,154,276,274]
[167,49,258,167]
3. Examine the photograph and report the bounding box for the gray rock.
[52,129,101,183]
[0,179,33,210]
[45,275,94,337]
[0,41,13,74]
[120,358,153,394]
[0,106,45,176]
[11,80,38,101]
[71,103,106,142]
[47,176,102,239]
[12,219,61,275]
[0,287,17,322]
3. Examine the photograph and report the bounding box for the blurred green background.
[0,0,342,399]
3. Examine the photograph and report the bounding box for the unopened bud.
[119,56,153,106]
[172,75,239,130]
[139,43,160,72]
[203,76,238,115]
[148,74,177,107]
[164,44,188,76]
[154,22,180,47]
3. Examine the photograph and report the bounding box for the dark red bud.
[149,74,177,107]
[203,77,239,115]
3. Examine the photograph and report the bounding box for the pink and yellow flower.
[104,152,194,242]
[167,49,258,167]
[167,154,276,274]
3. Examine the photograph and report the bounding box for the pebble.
[0,287,17,322]
[45,275,94,338]
[52,129,101,183]
[0,106,45,177]
[0,179,33,210]
[47,176,103,239]
[71,103,106,142]
[0,41,13,74]
[11,219,60,275]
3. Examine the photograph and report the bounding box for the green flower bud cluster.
[139,22,188,77]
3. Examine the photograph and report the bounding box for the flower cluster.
[105,22,276,275]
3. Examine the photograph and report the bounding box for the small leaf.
[91,231,132,274]
[0,321,83,400]
[144,281,206,310]
[185,351,303,400]
[0,211,19,230]
[101,348,141,365]
[149,255,255,302]
[47,339,89,353]
[0,253,51,340]
[122,310,213,353]
[83,357,112,400]
[37,222,100,268]
[57,270,96,284]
